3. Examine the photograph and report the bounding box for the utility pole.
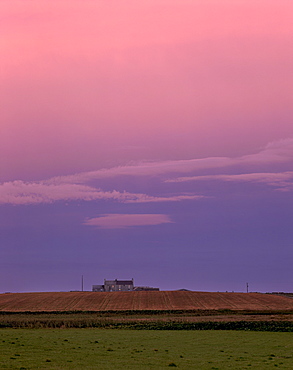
[246,282,249,293]
[82,275,84,292]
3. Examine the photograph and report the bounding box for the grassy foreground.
[1,329,293,369]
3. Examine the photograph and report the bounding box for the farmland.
[1,291,293,330]
[1,291,293,312]
[2,292,293,368]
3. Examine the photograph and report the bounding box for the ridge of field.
[1,291,293,312]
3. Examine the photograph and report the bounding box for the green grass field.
[1,329,293,369]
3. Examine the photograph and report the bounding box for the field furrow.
[1,291,293,312]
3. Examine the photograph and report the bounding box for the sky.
[1,0,293,293]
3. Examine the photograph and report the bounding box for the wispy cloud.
[167,171,293,191]
[1,139,292,205]
[46,157,234,185]
[84,214,173,229]
[0,181,203,205]
[47,138,293,185]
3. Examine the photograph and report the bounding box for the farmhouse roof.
[115,280,133,285]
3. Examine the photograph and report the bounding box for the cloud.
[83,214,173,229]
[0,180,203,205]
[239,138,293,165]
[166,171,293,191]
[47,138,293,185]
[1,138,292,205]
[46,157,235,185]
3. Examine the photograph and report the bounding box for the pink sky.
[1,0,293,181]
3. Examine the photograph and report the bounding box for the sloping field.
[1,291,293,312]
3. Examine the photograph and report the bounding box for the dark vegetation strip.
[1,319,293,331]
[1,310,293,331]
[1,311,293,331]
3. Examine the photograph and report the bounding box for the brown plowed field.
[1,291,293,312]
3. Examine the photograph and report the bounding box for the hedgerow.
[1,317,293,331]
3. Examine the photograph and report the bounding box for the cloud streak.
[47,138,293,184]
[167,171,293,191]
[84,214,173,229]
[0,181,203,205]
[1,139,292,205]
